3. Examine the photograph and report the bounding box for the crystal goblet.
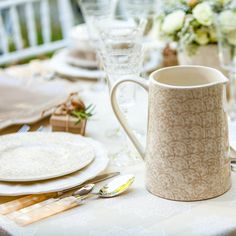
[216,17,236,121]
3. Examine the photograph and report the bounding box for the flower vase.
[178,44,230,99]
[178,45,223,70]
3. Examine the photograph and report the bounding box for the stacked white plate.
[49,24,162,80]
[50,24,105,80]
[50,49,105,80]
[0,132,109,196]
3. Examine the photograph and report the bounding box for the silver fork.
[36,125,45,132]
[17,125,45,133]
[17,125,30,133]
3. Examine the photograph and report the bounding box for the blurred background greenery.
[1,0,83,66]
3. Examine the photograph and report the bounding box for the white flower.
[161,10,186,34]
[219,10,236,33]
[227,30,236,45]
[193,2,213,26]
[195,29,210,45]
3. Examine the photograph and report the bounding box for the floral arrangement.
[158,0,236,55]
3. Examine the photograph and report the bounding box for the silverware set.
[0,172,134,226]
[0,172,120,215]
[13,175,135,226]
[17,125,45,133]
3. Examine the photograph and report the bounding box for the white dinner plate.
[0,133,95,182]
[0,133,109,196]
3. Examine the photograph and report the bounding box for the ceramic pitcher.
[110,66,231,201]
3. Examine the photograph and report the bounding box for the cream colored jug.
[111,66,231,201]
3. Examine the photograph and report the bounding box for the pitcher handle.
[110,77,149,160]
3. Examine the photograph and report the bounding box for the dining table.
[1,61,236,236]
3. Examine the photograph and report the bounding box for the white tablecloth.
[2,165,236,236]
[1,71,236,236]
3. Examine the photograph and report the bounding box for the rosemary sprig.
[71,104,95,125]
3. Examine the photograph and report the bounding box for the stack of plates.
[49,24,162,80]
[50,49,105,80]
[50,24,105,80]
[0,132,109,196]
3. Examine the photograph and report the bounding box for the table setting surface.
[1,1,236,233]
[0,64,236,235]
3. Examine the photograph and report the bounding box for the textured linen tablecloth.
[1,66,236,236]
[1,164,236,236]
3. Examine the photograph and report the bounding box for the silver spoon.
[77,174,135,200]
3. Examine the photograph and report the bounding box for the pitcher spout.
[150,66,229,89]
[217,72,228,85]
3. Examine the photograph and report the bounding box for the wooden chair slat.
[25,2,37,47]
[0,0,39,10]
[0,12,9,54]
[40,0,51,43]
[0,0,75,65]
[0,40,67,64]
[10,6,23,50]
[58,0,74,38]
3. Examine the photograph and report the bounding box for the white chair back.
[0,0,74,65]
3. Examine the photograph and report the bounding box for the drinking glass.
[78,0,117,91]
[216,18,236,121]
[122,0,161,79]
[123,0,157,26]
[98,17,146,104]
[96,16,146,165]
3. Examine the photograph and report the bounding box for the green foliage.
[71,104,95,125]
